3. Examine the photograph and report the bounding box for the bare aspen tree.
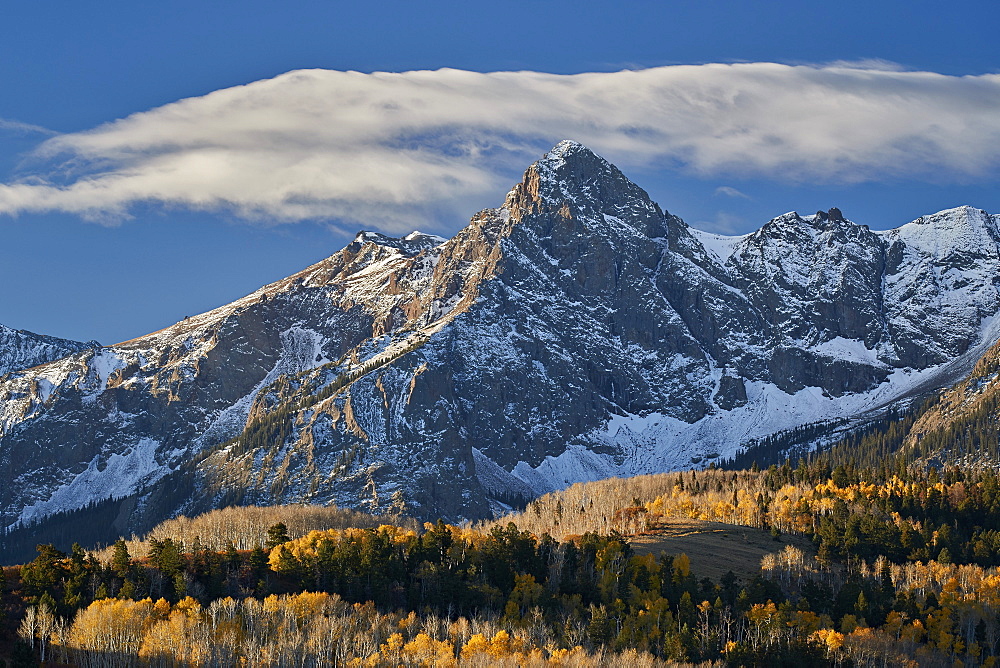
[36,603,57,663]
[17,604,37,651]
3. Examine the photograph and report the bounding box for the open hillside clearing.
[629,517,816,582]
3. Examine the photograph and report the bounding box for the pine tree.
[111,539,131,578]
[266,522,290,550]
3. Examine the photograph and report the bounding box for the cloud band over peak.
[2,63,999,232]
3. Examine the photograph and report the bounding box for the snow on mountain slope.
[687,228,748,263]
[0,324,97,377]
[3,140,1000,532]
[877,206,1000,368]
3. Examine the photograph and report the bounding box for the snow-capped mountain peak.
[3,142,1000,533]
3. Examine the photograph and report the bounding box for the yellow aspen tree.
[811,628,845,654]
[460,633,491,660]
[67,598,155,659]
[486,630,522,658]
[402,632,456,667]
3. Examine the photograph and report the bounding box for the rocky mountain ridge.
[2,141,1000,531]
[0,324,97,378]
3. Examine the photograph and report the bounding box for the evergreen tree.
[111,539,131,578]
[265,522,290,550]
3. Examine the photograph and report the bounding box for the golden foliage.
[93,502,410,562]
[67,597,156,655]
[53,591,679,667]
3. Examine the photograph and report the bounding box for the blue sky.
[2,1,999,344]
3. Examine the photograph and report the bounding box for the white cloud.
[714,186,751,200]
[0,117,57,136]
[2,63,1000,232]
[816,59,909,72]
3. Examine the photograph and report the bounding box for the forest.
[4,451,1000,666]
[10,413,1000,666]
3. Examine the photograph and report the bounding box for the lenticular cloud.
[1,63,999,231]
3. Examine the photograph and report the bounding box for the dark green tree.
[111,539,132,578]
[265,522,290,550]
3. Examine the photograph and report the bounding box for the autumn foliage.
[13,462,1000,665]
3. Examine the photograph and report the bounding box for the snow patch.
[195,326,331,448]
[17,438,164,526]
[512,445,620,495]
[82,349,125,403]
[811,337,883,365]
[688,228,749,263]
[511,322,1000,495]
[472,448,536,498]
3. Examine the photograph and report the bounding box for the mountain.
[892,334,1000,465]
[3,140,1000,533]
[0,324,97,376]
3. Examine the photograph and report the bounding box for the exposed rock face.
[0,324,97,377]
[3,141,1000,530]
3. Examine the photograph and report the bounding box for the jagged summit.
[756,208,859,233]
[524,140,656,207]
[542,138,588,159]
[819,207,844,222]
[501,140,670,242]
[531,139,604,177]
[4,143,1000,535]
[403,230,446,243]
[350,230,445,256]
